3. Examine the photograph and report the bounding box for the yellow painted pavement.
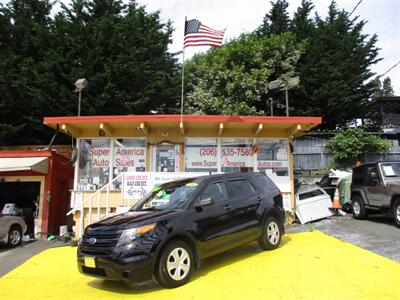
[1,231,399,300]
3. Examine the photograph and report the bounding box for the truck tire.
[392,198,400,227]
[351,195,368,220]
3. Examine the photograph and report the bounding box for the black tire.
[258,216,282,250]
[392,198,400,227]
[351,195,368,219]
[8,225,22,247]
[155,240,194,288]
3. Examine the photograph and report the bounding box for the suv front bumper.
[77,252,154,282]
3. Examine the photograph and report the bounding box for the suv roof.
[354,161,400,168]
[165,172,267,186]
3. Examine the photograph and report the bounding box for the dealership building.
[43,114,321,235]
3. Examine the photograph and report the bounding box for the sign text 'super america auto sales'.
[88,147,146,168]
[114,147,145,167]
[89,148,111,167]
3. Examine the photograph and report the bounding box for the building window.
[221,138,254,172]
[256,139,289,176]
[113,138,147,189]
[113,138,146,175]
[78,139,111,190]
[185,138,218,172]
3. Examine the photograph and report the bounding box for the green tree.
[184,33,305,115]
[0,0,180,145]
[373,76,395,98]
[257,0,290,36]
[257,0,381,129]
[327,128,390,168]
[0,0,55,145]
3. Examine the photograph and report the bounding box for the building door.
[0,181,41,236]
[152,143,180,172]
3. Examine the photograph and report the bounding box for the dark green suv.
[351,161,400,227]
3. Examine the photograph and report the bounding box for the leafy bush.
[327,128,390,168]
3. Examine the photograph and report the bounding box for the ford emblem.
[88,237,97,245]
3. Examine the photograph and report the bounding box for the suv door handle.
[256,195,263,201]
[224,204,232,210]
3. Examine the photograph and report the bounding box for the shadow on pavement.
[362,214,396,226]
[87,235,292,294]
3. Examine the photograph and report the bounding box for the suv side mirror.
[195,197,214,210]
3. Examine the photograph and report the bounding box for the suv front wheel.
[155,240,194,288]
[352,195,368,219]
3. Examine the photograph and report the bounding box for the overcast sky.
[1,0,398,94]
[135,0,399,94]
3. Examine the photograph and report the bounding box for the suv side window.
[226,179,256,198]
[353,167,365,185]
[199,182,228,203]
[366,165,378,186]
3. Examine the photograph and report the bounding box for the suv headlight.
[116,223,156,247]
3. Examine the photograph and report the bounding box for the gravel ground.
[287,213,400,262]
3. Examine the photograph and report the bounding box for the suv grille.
[80,230,121,255]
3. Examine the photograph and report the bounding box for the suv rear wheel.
[258,216,282,250]
[392,198,400,227]
[351,195,368,219]
[155,240,194,288]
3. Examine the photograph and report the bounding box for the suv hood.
[87,210,176,230]
[385,179,400,190]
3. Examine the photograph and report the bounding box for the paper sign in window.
[383,166,395,176]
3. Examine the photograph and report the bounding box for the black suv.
[77,172,285,288]
[351,161,400,227]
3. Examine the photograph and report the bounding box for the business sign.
[87,147,111,167]
[221,146,254,168]
[185,146,218,169]
[122,172,208,200]
[114,146,146,169]
[257,160,289,168]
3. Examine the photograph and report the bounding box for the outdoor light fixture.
[267,76,300,116]
[267,97,274,116]
[74,78,88,116]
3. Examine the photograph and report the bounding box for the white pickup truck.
[0,204,27,247]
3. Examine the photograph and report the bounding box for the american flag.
[184,19,225,48]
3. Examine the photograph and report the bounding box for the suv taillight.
[273,192,283,208]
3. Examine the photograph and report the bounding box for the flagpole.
[180,16,187,125]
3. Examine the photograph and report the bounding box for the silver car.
[0,214,27,247]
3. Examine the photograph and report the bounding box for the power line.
[379,60,400,78]
[349,0,363,17]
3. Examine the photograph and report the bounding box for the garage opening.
[0,182,41,236]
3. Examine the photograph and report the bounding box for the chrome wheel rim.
[9,230,21,245]
[267,221,280,245]
[396,205,400,221]
[353,201,361,215]
[166,247,190,281]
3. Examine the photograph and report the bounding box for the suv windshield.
[380,162,400,177]
[132,179,200,211]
